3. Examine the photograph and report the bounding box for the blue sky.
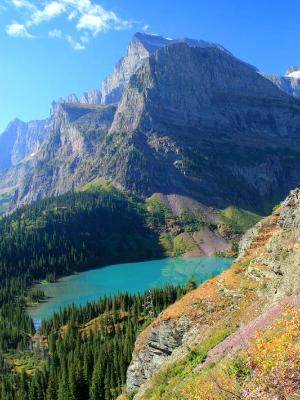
[0,0,299,132]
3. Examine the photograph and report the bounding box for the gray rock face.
[80,89,102,105]
[126,316,190,393]
[13,102,117,206]
[0,117,49,172]
[278,187,300,229]
[52,89,102,109]
[101,32,230,105]
[101,43,300,209]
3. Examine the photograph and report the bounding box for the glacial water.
[29,256,233,325]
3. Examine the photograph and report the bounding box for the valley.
[0,28,300,400]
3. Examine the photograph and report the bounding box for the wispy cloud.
[6,0,133,49]
[65,34,85,50]
[6,22,34,38]
[29,2,66,26]
[48,28,62,38]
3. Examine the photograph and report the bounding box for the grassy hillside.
[220,206,262,233]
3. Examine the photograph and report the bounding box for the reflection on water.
[29,256,233,324]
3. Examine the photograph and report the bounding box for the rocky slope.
[124,188,300,399]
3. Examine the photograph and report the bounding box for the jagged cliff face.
[100,43,300,210]
[125,188,300,398]
[13,103,117,206]
[0,118,50,172]
[101,32,230,105]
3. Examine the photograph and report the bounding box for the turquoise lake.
[29,256,233,324]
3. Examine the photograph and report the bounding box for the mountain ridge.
[1,33,300,217]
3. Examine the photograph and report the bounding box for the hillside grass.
[141,305,300,400]
[220,206,262,233]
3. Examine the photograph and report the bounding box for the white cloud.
[10,0,35,11]
[67,10,77,20]
[6,0,133,49]
[143,24,150,31]
[6,22,34,38]
[66,34,85,50]
[29,1,65,25]
[76,4,124,35]
[77,14,106,34]
[80,32,89,43]
[48,28,62,38]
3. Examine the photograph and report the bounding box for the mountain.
[54,89,102,106]
[101,32,231,105]
[2,33,300,217]
[11,36,300,213]
[80,89,102,105]
[124,188,300,399]
[262,66,300,99]
[0,117,50,172]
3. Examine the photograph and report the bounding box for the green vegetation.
[0,183,200,400]
[173,234,197,257]
[146,197,169,228]
[0,185,166,399]
[178,211,210,232]
[77,178,113,193]
[0,190,13,214]
[0,181,263,399]
[0,286,190,400]
[220,206,262,233]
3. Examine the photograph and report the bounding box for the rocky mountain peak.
[80,89,102,105]
[101,32,230,105]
